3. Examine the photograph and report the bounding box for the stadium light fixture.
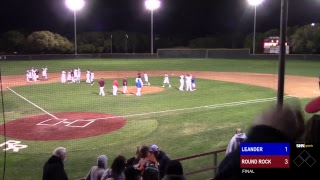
[66,0,85,55]
[248,0,263,55]
[145,0,161,54]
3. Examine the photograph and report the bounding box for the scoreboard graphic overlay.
[240,143,319,177]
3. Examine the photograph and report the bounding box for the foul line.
[7,87,58,119]
[91,95,292,121]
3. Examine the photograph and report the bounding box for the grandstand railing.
[174,148,226,177]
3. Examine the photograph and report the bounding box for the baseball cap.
[305,96,320,113]
[149,144,159,152]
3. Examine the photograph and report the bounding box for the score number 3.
[284,146,288,165]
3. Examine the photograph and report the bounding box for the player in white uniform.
[31,68,36,81]
[86,69,91,83]
[67,71,72,83]
[77,67,81,83]
[185,74,192,91]
[61,71,66,83]
[73,68,78,83]
[90,71,95,84]
[162,73,171,87]
[143,72,150,85]
[26,70,30,82]
[42,66,48,79]
[179,75,185,91]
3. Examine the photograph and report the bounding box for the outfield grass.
[0,58,317,180]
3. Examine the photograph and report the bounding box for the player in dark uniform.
[122,77,128,94]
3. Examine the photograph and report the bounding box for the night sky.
[1,0,320,37]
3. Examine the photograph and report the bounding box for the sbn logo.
[296,144,305,148]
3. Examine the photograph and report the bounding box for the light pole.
[125,34,128,53]
[248,0,263,55]
[145,0,161,54]
[111,34,113,53]
[66,0,85,55]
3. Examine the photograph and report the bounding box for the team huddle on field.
[26,66,47,82]
[25,67,197,96]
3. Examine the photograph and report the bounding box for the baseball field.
[0,58,318,180]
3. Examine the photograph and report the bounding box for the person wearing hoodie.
[162,160,186,180]
[85,155,108,180]
[225,128,247,155]
[42,147,68,180]
[149,144,171,180]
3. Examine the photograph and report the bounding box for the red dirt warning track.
[0,112,126,141]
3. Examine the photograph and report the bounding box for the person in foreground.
[43,147,68,180]
[85,155,108,180]
[162,160,186,180]
[213,104,305,180]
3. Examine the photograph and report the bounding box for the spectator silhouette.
[101,155,126,180]
[304,115,320,144]
[162,160,186,180]
[149,144,171,179]
[125,146,142,180]
[214,105,305,180]
[42,147,68,180]
[85,155,107,180]
[225,128,247,155]
[134,146,158,180]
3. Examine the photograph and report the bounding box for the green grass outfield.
[0,58,318,180]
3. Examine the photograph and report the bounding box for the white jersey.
[67,71,71,80]
[185,75,192,83]
[42,67,47,76]
[144,73,148,81]
[90,72,94,81]
[73,69,78,77]
[77,68,81,78]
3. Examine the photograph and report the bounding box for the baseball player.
[86,69,91,83]
[179,75,185,91]
[72,68,77,83]
[113,79,118,96]
[31,67,36,81]
[191,75,196,90]
[136,77,143,87]
[77,67,81,83]
[143,72,150,86]
[98,78,105,96]
[90,71,95,84]
[136,79,142,96]
[26,70,30,82]
[122,77,128,94]
[67,70,72,83]
[61,70,66,83]
[162,73,171,88]
[185,74,192,91]
[35,68,39,80]
[42,66,48,79]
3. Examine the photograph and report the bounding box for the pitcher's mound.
[119,86,164,95]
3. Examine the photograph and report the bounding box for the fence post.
[213,153,218,176]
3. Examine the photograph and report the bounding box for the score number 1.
[284,146,289,165]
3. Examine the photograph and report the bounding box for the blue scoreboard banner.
[240,143,290,168]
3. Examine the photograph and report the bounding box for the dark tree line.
[0,23,319,54]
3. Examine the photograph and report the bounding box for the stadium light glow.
[66,0,85,55]
[145,0,161,11]
[66,0,85,11]
[145,0,161,54]
[248,0,263,55]
[248,0,263,6]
